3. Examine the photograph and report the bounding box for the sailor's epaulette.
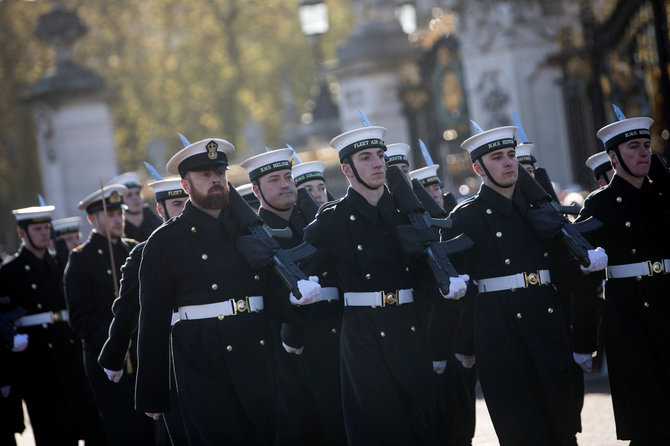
[316,197,344,217]
[450,195,477,214]
[71,244,85,253]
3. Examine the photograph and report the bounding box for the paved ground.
[472,374,627,446]
[16,374,625,446]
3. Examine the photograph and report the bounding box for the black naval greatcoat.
[136,200,282,446]
[446,184,580,446]
[577,175,670,442]
[124,206,162,242]
[304,187,439,446]
[260,206,345,445]
[98,241,188,446]
[0,246,101,445]
[64,231,154,446]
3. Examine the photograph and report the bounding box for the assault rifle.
[228,183,315,298]
[516,166,600,267]
[296,187,320,224]
[387,166,473,295]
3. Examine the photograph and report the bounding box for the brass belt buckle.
[524,271,540,288]
[50,311,61,322]
[382,290,398,306]
[648,260,665,275]
[231,297,249,315]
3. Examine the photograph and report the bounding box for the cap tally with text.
[385,143,410,166]
[292,161,326,187]
[240,148,293,182]
[52,216,81,237]
[148,177,187,201]
[596,117,653,152]
[461,126,517,162]
[410,165,442,187]
[330,126,387,162]
[12,206,55,227]
[107,172,141,189]
[585,151,613,180]
[78,184,128,214]
[516,143,536,166]
[236,183,260,208]
[166,138,235,177]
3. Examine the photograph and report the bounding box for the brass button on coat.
[349,215,356,221]
[98,249,103,255]
[380,331,386,338]
[496,232,502,238]
[365,273,371,280]
[331,328,337,334]
[504,259,511,265]
[616,196,622,203]
[357,245,363,251]
[24,265,30,271]
[516,313,522,319]
[37,303,43,310]
[191,226,197,233]
[259,340,265,346]
[201,254,208,260]
[31,284,37,290]
[254,274,260,281]
[547,307,554,314]
[226,345,232,352]
[211,283,218,290]
[410,326,416,332]
[486,209,492,215]
[631,249,637,255]
[643,302,650,308]
[625,221,631,228]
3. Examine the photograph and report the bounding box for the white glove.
[573,352,593,373]
[1,386,10,398]
[282,341,304,355]
[289,276,321,305]
[440,275,469,300]
[580,247,608,273]
[104,368,123,383]
[145,412,161,420]
[432,360,447,375]
[455,353,475,369]
[11,334,28,352]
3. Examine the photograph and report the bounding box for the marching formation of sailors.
[1,103,668,446]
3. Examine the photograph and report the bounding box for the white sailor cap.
[166,138,235,177]
[78,184,128,214]
[52,216,81,236]
[461,126,517,162]
[12,206,55,226]
[410,165,442,187]
[385,143,410,166]
[597,117,653,152]
[292,161,326,186]
[585,151,613,180]
[236,183,260,208]
[240,148,294,182]
[330,126,387,162]
[515,143,536,166]
[107,172,141,189]
[148,177,187,201]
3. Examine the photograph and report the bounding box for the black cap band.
[18,217,51,228]
[294,171,325,187]
[178,152,229,177]
[154,188,188,201]
[470,138,516,162]
[387,154,408,165]
[54,226,78,237]
[604,128,650,151]
[419,176,442,187]
[339,138,386,162]
[248,160,292,182]
[517,154,536,165]
[592,162,612,180]
[86,191,125,214]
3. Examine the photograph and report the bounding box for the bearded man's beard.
[191,183,230,210]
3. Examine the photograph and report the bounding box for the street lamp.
[298,0,329,37]
[395,0,416,35]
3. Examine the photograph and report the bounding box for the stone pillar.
[24,4,118,219]
[456,0,580,187]
[331,0,416,150]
